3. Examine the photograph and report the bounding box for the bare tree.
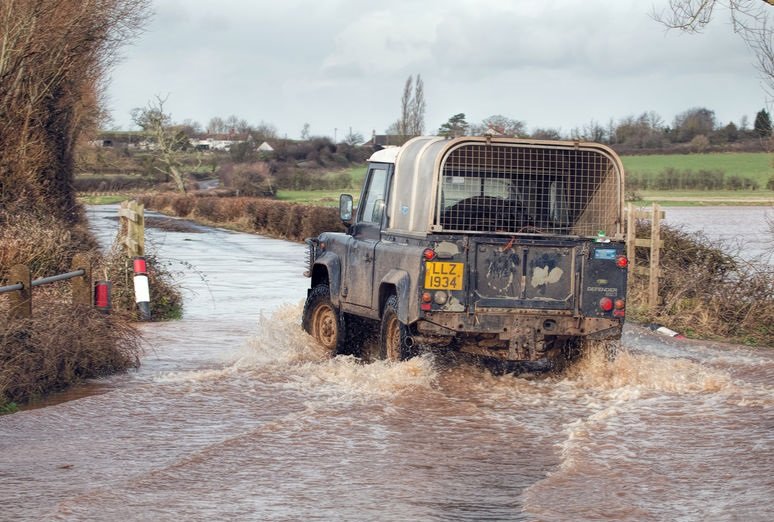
[472,115,526,137]
[409,75,426,135]
[399,76,413,136]
[395,74,426,137]
[570,119,607,142]
[207,116,225,134]
[252,121,278,141]
[224,115,250,134]
[654,1,774,92]
[344,128,364,146]
[132,95,195,193]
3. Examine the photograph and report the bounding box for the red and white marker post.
[94,280,111,313]
[132,257,151,320]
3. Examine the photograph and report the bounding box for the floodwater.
[0,205,772,521]
[662,205,772,261]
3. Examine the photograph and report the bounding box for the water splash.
[563,345,733,394]
[235,303,439,402]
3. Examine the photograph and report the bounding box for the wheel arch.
[311,252,342,306]
[378,269,412,324]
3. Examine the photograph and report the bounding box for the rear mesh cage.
[436,143,620,237]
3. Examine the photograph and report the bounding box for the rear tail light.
[421,292,432,303]
[422,248,436,261]
[616,255,628,268]
[614,299,625,310]
[599,297,614,312]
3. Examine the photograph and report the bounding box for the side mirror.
[339,194,353,223]
[371,198,385,222]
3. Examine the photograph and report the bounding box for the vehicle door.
[343,163,391,310]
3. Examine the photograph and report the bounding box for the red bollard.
[132,256,151,320]
[94,280,111,313]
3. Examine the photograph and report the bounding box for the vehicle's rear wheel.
[379,295,411,362]
[302,284,343,356]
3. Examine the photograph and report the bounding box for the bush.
[626,168,760,192]
[0,302,141,405]
[629,222,774,346]
[73,175,155,192]
[140,193,346,241]
[0,209,98,278]
[171,196,196,216]
[99,247,183,321]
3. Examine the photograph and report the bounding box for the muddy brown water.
[0,205,772,521]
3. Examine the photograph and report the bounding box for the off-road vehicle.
[303,136,628,370]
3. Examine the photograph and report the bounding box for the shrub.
[0,209,98,278]
[0,301,141,404]
[171,196,196,216]
[629,222,774,346]
[141,193,346,240]
[99,246,183,321]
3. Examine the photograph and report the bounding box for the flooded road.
[1,206,772,521]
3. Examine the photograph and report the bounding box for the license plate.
[424,262,464,290]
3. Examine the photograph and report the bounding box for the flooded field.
[0,205,772,521]
[663,205,772,261]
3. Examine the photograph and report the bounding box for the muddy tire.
[302,284,344,357]
[379,295,411,362]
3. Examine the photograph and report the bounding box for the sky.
[105,0,767,139]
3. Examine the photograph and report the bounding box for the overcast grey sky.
[106,0,765,139]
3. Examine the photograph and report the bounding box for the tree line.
[433,107,772,151]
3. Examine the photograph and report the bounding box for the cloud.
[321,9,440,77]
[105,0,766,137]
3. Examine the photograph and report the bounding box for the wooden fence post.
[70,253,92,307]
[626,202,636,268]
[119,200,145,257]
[626,204,665,311]
[8,264,32,319]
[648,203,662,310]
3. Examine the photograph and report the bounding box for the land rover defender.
[302,136,628,370]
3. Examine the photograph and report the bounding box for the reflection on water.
[0,206,771,521]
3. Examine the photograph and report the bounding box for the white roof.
[368,146,400,163]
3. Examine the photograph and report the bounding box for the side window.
[358,166,389,224]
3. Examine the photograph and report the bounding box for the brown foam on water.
[563,344,733,395]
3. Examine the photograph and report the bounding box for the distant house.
[189,133,251,152]
[257,141,274,152]
[362,132,407,150]
[90,131,147,148]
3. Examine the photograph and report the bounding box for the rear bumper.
[415,311,622,361]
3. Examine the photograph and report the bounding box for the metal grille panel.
[436,143,620,237]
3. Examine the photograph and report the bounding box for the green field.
[621,152,772,187]
[275,190,345,205]
[276,164,366,205]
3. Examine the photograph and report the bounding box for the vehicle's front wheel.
[379,295,412,362]
[302,284,344,357]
